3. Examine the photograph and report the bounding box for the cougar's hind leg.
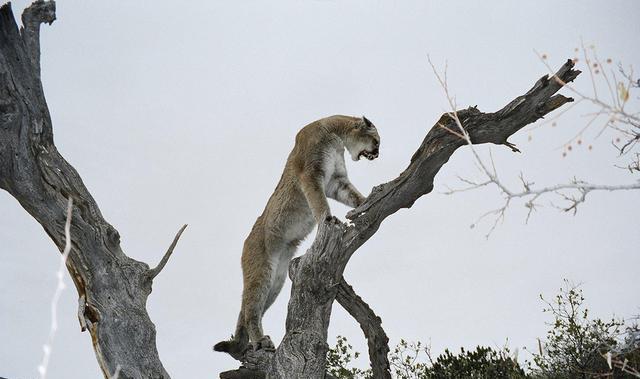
[233,309,248,346]
[241,233,275,351]
[242,280,269,346]
[263,243,296,314]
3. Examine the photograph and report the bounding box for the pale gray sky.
[1,1,639,378]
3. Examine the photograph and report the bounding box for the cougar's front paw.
[353,194,366,207]
[325,215,340,224]
[252,335,275,352]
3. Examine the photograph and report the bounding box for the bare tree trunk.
[0,2,581,379]
[0,3,185,378]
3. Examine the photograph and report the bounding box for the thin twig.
[429,53,640,236]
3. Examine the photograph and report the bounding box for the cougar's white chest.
[322,147,344,189]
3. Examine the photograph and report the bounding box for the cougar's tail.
[213,311,248,360]
[213,339,247,360]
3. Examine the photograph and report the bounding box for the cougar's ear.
[362,116,374,129]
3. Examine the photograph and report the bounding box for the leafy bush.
[426,345,526,379]
[326,335,371,379]
[527,281,638,378]
[328,338,524,379]
[327,282,640,378]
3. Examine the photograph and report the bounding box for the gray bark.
[0,1,581,379]
[0,2,186,378]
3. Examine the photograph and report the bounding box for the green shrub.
[327,282,639,378]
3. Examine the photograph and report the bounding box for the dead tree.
[0,2,183,378]
[0,2,580,379]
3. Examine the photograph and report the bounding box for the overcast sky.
[1,1,639,378]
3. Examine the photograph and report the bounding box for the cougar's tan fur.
[214,115,380,357]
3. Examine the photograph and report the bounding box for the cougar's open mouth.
[358,150,379,161]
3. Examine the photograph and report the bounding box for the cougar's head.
[346,116,380,162]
